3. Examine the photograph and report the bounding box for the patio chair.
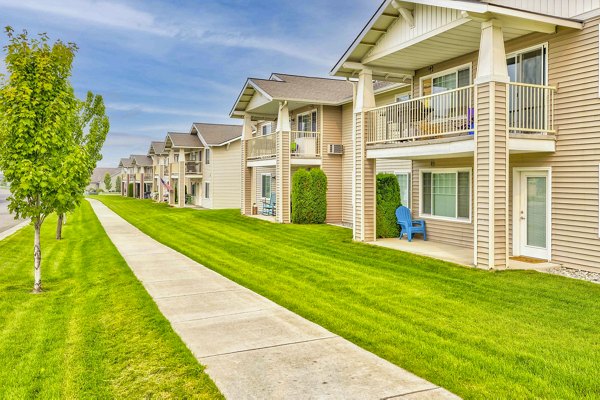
[262,193,276,216]
[395,206,426,242]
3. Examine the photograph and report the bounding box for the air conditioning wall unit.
[327,144,344,155]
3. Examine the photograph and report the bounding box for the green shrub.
[291,168,327,224]
[310,168,327,224]
[291,169,311,224]
[127,183,133,197]
[376,173,400,238]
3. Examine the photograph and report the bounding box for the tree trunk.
[33,220,42,293]
[56,213,64,240]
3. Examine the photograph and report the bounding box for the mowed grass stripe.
[95,196,600,400]
[0,201,223,399]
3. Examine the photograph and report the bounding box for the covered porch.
[369,238,560,270]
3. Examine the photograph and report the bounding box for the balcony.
[365,85,475,145]
[291,131,321,158]
[365,83,556,159]
[169,162,180,176]
[507,82,555,134]
[247,131,322,162]
[247,132,277,160]
[185,161,202,175]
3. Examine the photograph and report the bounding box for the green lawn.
[0,201,223,399]
[94,196,600,400]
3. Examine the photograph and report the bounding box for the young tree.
[0,28,79,292]
[115,176,122,193]
[55,91,109,240]
[104,172,112,192]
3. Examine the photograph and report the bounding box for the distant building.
[88,167,121,193]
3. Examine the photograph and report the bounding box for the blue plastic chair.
[395,206,426,242]
[262,193,276,216]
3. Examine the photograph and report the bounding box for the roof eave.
[331,0,583,76]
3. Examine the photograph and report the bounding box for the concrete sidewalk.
[88,199,460,400]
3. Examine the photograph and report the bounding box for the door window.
[526,176,547,248]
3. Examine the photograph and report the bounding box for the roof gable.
[191,123,242,146]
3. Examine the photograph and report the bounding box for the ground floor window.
[261,173,272,198]
[420,169,470,221]
[396,172,411,208]
[204,182,210,199]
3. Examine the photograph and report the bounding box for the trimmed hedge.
[376,173,401,238]
[291,168,327,224]
[127,183,134,197]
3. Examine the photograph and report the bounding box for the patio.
[370,238,474,267]
[370,238,562,270]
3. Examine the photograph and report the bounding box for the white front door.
[516,170,550,259]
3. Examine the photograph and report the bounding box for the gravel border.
[546,266,600,284]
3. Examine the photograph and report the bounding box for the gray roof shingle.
[250,73,354,104]
[149,141,166,155]
[130,154,153,166]
[166,132,202,148]
[90,167,120,183]
[192,123,241,146]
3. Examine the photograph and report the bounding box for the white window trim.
[261,123,272,135]
[419,168,472,223]
[506,42,548,86]
[204,181,210,199]
[260,173,272,200]
[296,109,318,132]
[395,92,412,103]
[419,62,473,97]
[394,170,411,209]
[204,148,211,165]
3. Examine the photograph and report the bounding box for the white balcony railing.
[247,133,277,160]
[291,131,320,158]
[366,85,475,145]
[507,82,555,134]
[185,161,202,174]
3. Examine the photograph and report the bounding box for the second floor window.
[205,148,211,164]
[261,124,272,135]
[297,110,317,132]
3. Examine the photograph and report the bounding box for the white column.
[354,69,376,113]
[276,101,291,223]
[241,113,253,215]
[353,69,377,241]
[474,19,509,269]
[475,19,509,84]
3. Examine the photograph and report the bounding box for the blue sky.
[0,0,378,167]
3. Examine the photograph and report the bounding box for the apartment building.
[231,73,413,223]
[331,0,600,271]
[148,123,242,208]
[87,167,120,193]
[118,155,153,198]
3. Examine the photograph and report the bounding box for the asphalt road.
[0,187,24,234]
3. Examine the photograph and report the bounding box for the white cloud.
[106,102,228,121]
[0,0,332,66]
[0,0,176,36]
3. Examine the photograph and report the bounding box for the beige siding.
[321,105,344,223]
[341,103,355,226]
[211,140,242,209]
[504,22,600,270]
[487,0,599,18]
[412,157,475,248]
[340,87,413,226]
[255,166,275,214]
